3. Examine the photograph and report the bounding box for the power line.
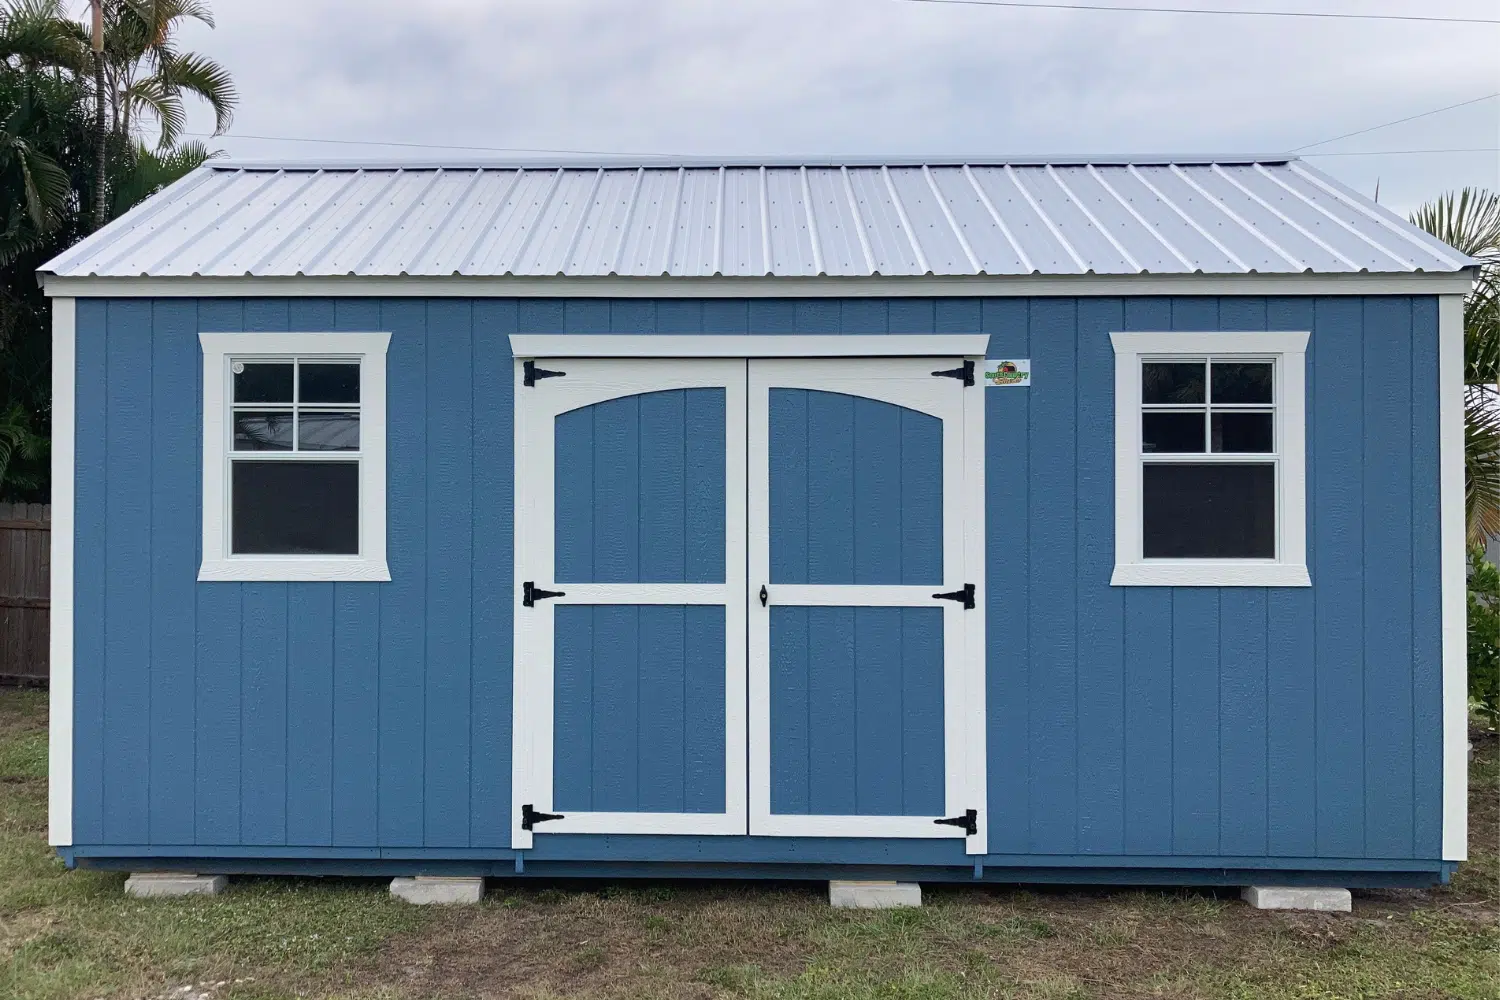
[185,131,679,158]
[893,0,1500,25]
[1291,93,1500,152]
[1299,147,1499,157]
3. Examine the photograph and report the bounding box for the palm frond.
[1414,189,1500,539]
[110,136,216,215]
[1410,188,1500,266]
[0,0,89,72]
[120,74,183,147]
[157,49,233,135]
[1468,384,1500,547]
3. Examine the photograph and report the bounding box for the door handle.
[759,584,768,607]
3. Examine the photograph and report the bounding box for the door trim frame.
[510,334,991,358]
[511,357,748,848]
[745,358,988,854]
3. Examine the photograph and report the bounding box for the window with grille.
[199,332,390,581]
[1111,332,1309,588]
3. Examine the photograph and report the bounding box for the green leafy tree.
[0,0,230,499]
[1411,189,1500,546]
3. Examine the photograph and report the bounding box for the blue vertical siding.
[1264,297,1318,857]
[554,606,727,813]
[147,299,198,845]
[193,299,243,845]
[768,389,942,586]
[1074,298,1125,854]
[469,300,516,849]
[71,294,1444,867]
[330,298,382,847]
[769,607,944,816]
[555,389,727,584]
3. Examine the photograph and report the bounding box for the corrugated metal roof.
[42,156,1473,279]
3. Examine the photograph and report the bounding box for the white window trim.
[198,331,391,582]
[1110,331,1310,588]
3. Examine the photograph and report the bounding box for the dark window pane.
[232,460,359,554]
[1143,463,1275,558]
[233,362,293,403]
[1212,412,1274,453]
[1211,362,1273,404]
[1142,362,1204,404]
[298,411,359,451]
[300,362,360,403]
[233,411,293,451]
[1143,411,1205,453]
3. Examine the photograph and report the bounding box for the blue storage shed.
[39,156,1476,892]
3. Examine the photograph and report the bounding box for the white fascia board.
[39,272,1477,299]
[48,298,75,847]
[1439,294,1467,861]
[510,334,990,358]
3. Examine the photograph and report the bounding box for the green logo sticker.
[983,359,1031,387]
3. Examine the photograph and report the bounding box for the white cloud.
[161,0,1498,214]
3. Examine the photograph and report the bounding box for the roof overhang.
[37,270,1477,300]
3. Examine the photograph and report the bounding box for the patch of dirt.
[365,883,820,999]
[358,881,1496,1000]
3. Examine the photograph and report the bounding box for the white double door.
[512,356,986,854]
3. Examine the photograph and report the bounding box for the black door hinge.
[934,809,978,836]
[521,803,565,830]
[931,360,974,386]
[932,583,976,609]
[523,360,567,386]
[523,581,566,607]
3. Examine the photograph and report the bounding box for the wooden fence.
[0,502,49,685]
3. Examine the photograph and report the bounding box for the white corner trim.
[508,334,991,358]
[1439,294,1467,861]
[197,331,391,583]
[38,271,1478,300]
[48,297,75,847]
[1109,330,1310,589]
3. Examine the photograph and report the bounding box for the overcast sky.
[165,0,1499,216]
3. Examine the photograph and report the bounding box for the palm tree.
[0,0,233,228]
[1412,189,1500,546]
[100,1,234,150]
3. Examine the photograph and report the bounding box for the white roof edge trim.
[39,271,1477,299]
[509,334,991,358]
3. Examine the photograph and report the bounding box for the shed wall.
[67,295,1444,869]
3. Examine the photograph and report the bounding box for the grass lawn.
[1,688,1495,1000]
